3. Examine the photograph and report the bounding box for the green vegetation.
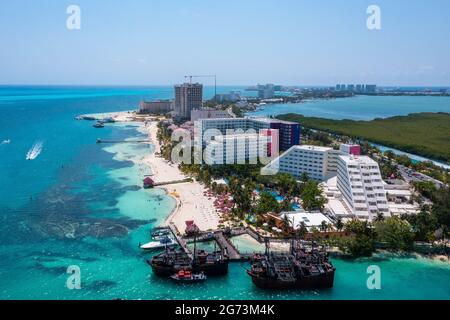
[336,183,450,257]
[338,217,415,257]
[407,184,450,239]
[231,105,244,117]
[277,112,450,163]
[339,220,375,257]
[179,161,326,232]
[373,216,415,251]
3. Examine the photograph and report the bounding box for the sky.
[0,0,449,86]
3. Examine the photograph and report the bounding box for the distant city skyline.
[1,0,449,86]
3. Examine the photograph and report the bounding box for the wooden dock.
[152,178,192,187]
[167,223,192,258]
[214,231,242,261]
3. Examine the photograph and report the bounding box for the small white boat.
[1,139,10,145]
[26,141,43,160]
[140,236,176,250]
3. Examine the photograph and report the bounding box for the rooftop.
[196,117,297,125]
[294,145,334,152]
[338,155,378,166]
[281,211,332,229]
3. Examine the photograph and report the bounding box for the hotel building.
[203,129,278,165]
[195,117,300,151]
[190,108,231,122]
[336,155,390,220]
[340,144,361,156]
[262,145,340,181]
[138,100,173,114]
[174,83,203,119]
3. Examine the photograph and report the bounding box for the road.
[397,164,444,188]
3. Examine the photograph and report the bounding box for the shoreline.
[114,112,222,234]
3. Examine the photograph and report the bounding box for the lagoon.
[248,95,450,120]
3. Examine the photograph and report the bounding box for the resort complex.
[195,117,300,151]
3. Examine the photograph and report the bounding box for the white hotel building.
[262,144,390,221]
[336,155,390,220]
[204,129,279,165]
[262,145,340,181]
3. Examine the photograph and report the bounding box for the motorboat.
[170,270,207,283]
[140,236,176,251]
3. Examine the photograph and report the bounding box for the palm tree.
[335,217,344,231]
[296,222,308,239]
[319,220,329,232]
[300,172,309,184]
[281,215,292,234]
[374,212,385,222]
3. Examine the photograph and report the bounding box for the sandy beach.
[137,119,221,234]
[83,111,222,234]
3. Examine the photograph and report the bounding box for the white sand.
[138,121,221,233]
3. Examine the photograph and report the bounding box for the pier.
[159,225,306,263]
[167,223,192,258]
[152,178,192,187]
[96,139,151,144]
[214,231,242,261]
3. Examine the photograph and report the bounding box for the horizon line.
[1,83,450,88]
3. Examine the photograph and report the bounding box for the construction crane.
[184,74,217,101]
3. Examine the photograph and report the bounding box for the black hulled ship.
[148,236,229,277]
[247,240,335,290]
[192,249,228,275]
[147,247,192,277]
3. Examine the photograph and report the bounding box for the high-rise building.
[257,84,275,99]
[340,144,361,156]
[214,91,241,103]
[365,84,377,93]
[336,155,389,220]
[336,84,341,91]
[174,83,203,119]
[190,108,231,121]
[204,129,278,165]
[347,84,355,92]
[195,117,300,151]
[262,145,341,181]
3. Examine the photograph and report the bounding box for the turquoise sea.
[0,86,449,300]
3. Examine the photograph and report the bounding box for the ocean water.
[0,86,449,300]
[249,95,450,120]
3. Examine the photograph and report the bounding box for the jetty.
[144,177,193,188]
[214,231,242,261]
[96,139,151,144]
[167,223,192,258]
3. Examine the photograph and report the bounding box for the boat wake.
[26,141,43,160]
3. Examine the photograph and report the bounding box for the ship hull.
[193,261,229,276]
[248,270,335,290]
[150,261,229,277]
